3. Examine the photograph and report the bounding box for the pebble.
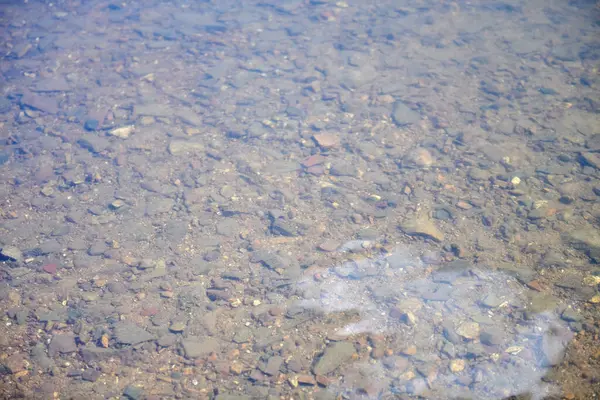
[108,125,135,138]
[169,321,186,332]
[450,359,465,373]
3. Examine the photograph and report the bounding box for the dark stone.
[81,369,101,382]
[80,347,118,363]
[123,385,144,400]
[84,119,99,131]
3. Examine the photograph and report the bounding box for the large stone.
[312,341,355,375]
[181,337,220,359]
[400,217,444,242]
[32,77,71,92]
[113,322,156,345]
[78,133,111,153]
[21,93,59,114]
[391,101,421,126]
[48,333,77,356]
[168,139,205,155]
[562,228,600,261]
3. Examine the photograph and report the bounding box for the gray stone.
[561,308,582,322]
[216,219,239,237]
[480,329,503,346]
[0,97,12,113]
[260,355,283,376]
[31,343,54,371]
[123,385,144,400]
[48,333,77,356]
[20,93,59,114]
[312,341,355,375]
[78,133,111,153]
[330,160,359,177]
[563,228,600,260]
[391,101,421,126]
[181,337,220,359]
[113,322,156,345]
[32,77,71,92]
[38,240,62,255]
[233,327,253,344]
[168,139,204,155]
[481,294,504,308]
[80,347,118,363]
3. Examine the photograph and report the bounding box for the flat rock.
[48,333,77,356]
[391,101,421,126]
[176,109,203,127]
[80,347,119,363]
[312,341,355,375]
[113,322,156,345]
[21,93,59,114]
[312,133,339,149]
[168,139,205,155]
[403,148,434,168]
[134,103,173,118]
[400,217,444,242]
[260,355,284,376]
[181,336,220,359]
[78,133,111,153]
[563,228,600,256]
[580,152,600,169]
[32,77,71,92]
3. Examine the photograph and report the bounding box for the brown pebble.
[527,280,544,291]
[312,133,340,149]
[297,374,316,386]
[315,375,330,387]
[301,154,327,168]
[371,347,385,359]
[269,307,284,316]
[456,200,472,210]
[402,345,417,356]
[229,362,243,375]
[306,165,324,175]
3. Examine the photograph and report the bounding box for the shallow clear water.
[0,0,599,399]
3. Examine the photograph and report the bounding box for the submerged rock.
[400,217,444,242]
[312,341,355,375]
